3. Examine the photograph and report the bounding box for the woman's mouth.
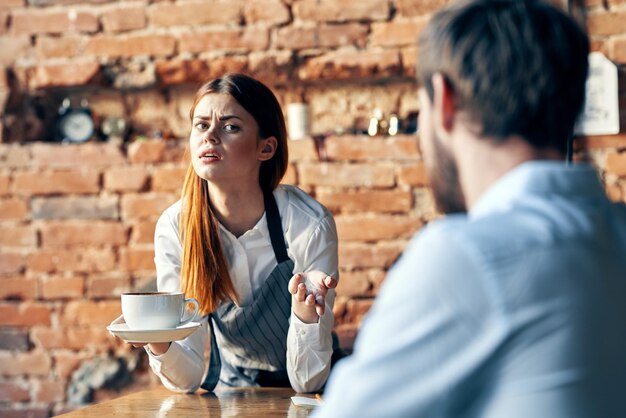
[198,149,222,161]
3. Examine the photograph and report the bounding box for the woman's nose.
[203,126,220,144]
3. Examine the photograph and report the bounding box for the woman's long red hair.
[179,73,288,315]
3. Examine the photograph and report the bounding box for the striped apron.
[201,189,294,390]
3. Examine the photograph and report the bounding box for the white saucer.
[107,322,201,343]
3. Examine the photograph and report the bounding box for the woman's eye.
[195,122,209,130]
[223,124,240,133]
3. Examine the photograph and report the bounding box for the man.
[313,1,626,417]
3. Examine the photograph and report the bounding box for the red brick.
[12,9,98,35]
[398,161,428,186]
[244,0,289,24]
[35,36,81,59]
[401,46,419,76]
[156,56,249,86]
[248,51,292,85]
[12,170,100,196]
[127,140,167,164]
[0,302,51,326]
[120,248,155,272]
[102,5,146,33]
[345,298,374,323]
[371,18,429,47]
[121,193,177,220]
[590,39,609,56]
[178,27,269,53]
[0,0,24,9]
[294,0,389,22]
[31,142,124,168]
[335,214,423,241]
[274,25,317,50]
[103,166,149,192]
[0,252,25,274]
[148,0,242,27]
[54,351,87,378]
[289,138,318,161]
[336,270,372,297]
[395,0,449,16]
[299,50,401,80]
[0,35,30,66]
[334,323,358,350]
[575,134,626,150]
[152,166,186,192]
[85,34,176,58]
[33,380,65,403]
[0,197,28,220]
[613,38,626,64]
[587,10,626,36]
[88,273,131,298]
[326,135,420,160]
[0,144,30,168]
[67,326,112,350]
[0,224,36,247]
[299,163,395,187]
[318,23,369,48]
[0,408,48,418]
[0,174,9,195]
[281,163,297,185]
[606,152,626,177]
[40,221,128,247]
[130,220,156,245]
[27,248,116,274]
[20,60,100,89]
[31,196,119,220]
[61,300,120,326]
[338,242,404,270]
[30,327,64,350]
[0,350,52,376]
[317,188,412,214]
[0,11,6,35]
[0,381,30,402]
[33,325,110,351]
[41,275,85,300]
[0,276,38,300]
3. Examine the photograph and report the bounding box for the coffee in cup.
[121,292,200,330]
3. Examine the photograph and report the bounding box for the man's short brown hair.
[418,0,589,154]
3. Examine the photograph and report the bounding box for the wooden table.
[57,387,316,417]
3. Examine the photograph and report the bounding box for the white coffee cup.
[121,292,200,330]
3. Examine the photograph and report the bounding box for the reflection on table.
[57,386,316,418]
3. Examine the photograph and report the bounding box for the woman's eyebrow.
[193,114,243,121]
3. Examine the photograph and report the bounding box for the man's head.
[417,0,590,213]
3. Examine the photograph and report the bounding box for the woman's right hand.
[109,314,171,355]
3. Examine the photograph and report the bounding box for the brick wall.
[0,0,625,416]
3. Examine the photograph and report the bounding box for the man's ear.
[431,73,456,134]
[258,136,278,161]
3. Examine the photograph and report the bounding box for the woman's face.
[190,93,272,187]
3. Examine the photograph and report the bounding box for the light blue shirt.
[314,161,626,418]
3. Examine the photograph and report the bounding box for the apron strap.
[264,189,290,264]
[201,314,221,391]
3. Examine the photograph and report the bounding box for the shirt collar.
[470,161,604,219]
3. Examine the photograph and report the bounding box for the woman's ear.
[258,136,278,161]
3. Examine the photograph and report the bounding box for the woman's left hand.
[288,271,337,324]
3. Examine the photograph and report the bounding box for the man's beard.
[428,133,466,214]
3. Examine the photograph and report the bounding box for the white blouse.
[146,184,339,393]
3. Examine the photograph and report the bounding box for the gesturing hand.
[288,271,337,324]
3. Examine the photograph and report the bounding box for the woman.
[138,74,338,393]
